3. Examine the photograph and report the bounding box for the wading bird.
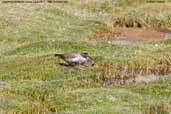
[54,51,89,66]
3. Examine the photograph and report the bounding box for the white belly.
[66,57,87,64]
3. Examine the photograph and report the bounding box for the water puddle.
[111,36,146,45]
[127,74,157,83]
[102,74,170,84]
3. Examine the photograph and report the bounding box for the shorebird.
[54,51,89,66]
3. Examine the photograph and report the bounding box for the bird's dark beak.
[88,56,95,66]
[88,56,93,60]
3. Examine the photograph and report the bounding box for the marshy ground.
[1,0,171,114]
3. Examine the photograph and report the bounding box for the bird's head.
[80,51,89,58]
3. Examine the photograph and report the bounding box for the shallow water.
[127,74,157,83]
[111,36,146,45]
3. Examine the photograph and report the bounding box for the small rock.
[155,44,159,47]
[108,41,112,44]
[106,95,116,101]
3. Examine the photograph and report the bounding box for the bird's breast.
[66,56,87,63]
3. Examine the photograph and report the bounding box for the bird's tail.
[54,53,64,58]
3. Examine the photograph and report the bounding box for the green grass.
[1,1,171,114]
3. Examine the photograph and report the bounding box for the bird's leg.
[88,56,95,66]
[81,61,89,67]
[68,62,77,67]
[68,63,74,67]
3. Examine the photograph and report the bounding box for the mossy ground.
[1,1,171,114]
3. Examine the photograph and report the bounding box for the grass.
[1,0,171,114]
[113,4,171,28]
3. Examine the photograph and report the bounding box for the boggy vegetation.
[1,0,171,114]
[89,55,171,84]
[113,4,171,28]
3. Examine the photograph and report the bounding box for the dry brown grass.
[91,56,171,84]
[143,101,171,114]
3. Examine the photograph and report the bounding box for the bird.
[54,51,89,66]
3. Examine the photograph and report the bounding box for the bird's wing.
[64,52,79,59]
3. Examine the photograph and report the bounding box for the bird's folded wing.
[64,53,79,59]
